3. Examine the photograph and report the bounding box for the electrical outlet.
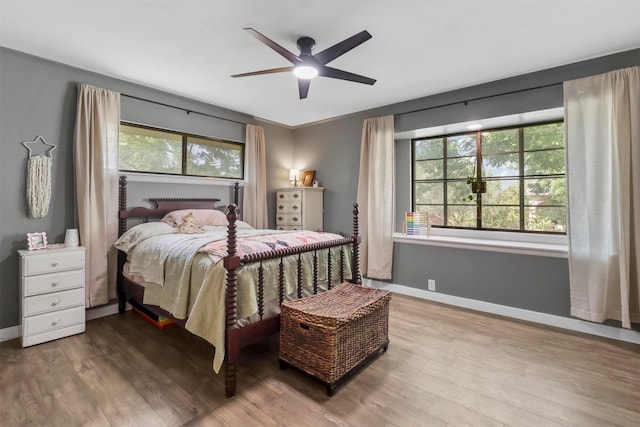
[427,279,436,291]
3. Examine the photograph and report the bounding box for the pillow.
[161,209,228,227]
[114,221,176,252]
[201,220,255,233]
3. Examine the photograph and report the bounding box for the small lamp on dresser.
[289,168,300,187]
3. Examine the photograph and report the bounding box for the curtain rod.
[121,93,247,126]
[395,81,563,117]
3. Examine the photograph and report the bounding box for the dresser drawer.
[24,269,85,296]
[24,288,84,317]
[22,251,85,276]
[23,306,85,337]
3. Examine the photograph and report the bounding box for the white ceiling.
[1,1,639,127]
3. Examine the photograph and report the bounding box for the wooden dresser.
[18,246,86,347]
[275,187,324,231]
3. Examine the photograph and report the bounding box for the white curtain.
[564,66,640,328]
[73,84,120,307]
[242,124,268,228]
[357,115,395,280]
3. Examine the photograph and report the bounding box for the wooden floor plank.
[1,293,638,427]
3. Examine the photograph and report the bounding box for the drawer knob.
[51,261,59,267]
[278,205,284,210]
[51,319,59,326]
[51,299,61,307]
[51,281,60,287]
[293,206,299,210]
[279,194,284,199]
[293,217,299,222]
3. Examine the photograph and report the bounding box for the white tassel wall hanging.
[21,136,56,218]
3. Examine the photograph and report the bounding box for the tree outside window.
[412,121,565,233]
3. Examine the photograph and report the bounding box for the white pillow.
[114,222,176,252]
[161,209,228,227]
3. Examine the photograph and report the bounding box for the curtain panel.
[357,115,395,280]
[73,84,121,307]
[242,124,268,229]
[564,66,640,328]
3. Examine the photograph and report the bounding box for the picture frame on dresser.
[26,232,47,250]
[301,170,315,187]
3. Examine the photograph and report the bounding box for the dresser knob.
[293,206,299,210]
[51,261,59,267]
[51,319,59,326]
[293,194,299,198]
[293,217,299,222]
[51,299,61,307]
[51,281,60,287]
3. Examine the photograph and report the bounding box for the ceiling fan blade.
[231,66,293,78]
[313,30,372,65]
[318,66,376,85]
[298,79,311,99]
[243,28,301,64]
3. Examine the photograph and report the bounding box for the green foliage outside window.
[119,123,244,180]
[412,121,565,233]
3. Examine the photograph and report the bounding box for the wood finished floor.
[2,293,639,427]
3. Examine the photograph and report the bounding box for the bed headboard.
[118,175,240,236]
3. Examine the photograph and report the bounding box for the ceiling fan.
[231,28,376,99]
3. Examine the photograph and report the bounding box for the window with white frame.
[119,123,244,180]
[412,120,565,234]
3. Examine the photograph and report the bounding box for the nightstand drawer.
[23,251,85,275]
[23,306,85,337]
[24,269,85,296]
[24,288,84,316]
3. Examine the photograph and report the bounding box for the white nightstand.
[18,246,86,347]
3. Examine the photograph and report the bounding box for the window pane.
[415,182,443,205]
[524,149,564,176]
[415,159,443,180]
[416,205,444,226]
[525,177,565,206]
[483,153,519,178]
[483,179,520,205]
[448,181,475,204]
[414,138,443,160]
[447,134,477,157]
[447,206,476,227]
[482,129,518,154]
[483,206,520,230]
[525,207,566,232]
[447,156,475,179]
[524,123,563,150]
[119,125,182,174]
[186,136,243,179]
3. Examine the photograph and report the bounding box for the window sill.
[393,232,568,258]
[121,172,244,186]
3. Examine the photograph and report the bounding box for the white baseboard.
[86,302,130,321]
[0,303,131,343]
[0,326,20,342]
[365,279,640,345]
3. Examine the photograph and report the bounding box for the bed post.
[224,203,241,398]
[233,181,239,207]
[352,203,361,284]
[117,176,128,313]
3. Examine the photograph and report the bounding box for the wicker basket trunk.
[279,282,391,395]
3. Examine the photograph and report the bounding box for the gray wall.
[0,48,294,329]
[2,46,638,330]
[293,49,640,318]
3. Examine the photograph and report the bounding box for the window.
[412,121,565,233]
[119,123,244,180]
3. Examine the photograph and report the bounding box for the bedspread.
[115,224,352,373]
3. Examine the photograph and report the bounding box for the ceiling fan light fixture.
[293,65,318,79]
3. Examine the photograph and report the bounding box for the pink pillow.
[161,209,228,227]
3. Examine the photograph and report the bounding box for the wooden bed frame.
[116,175,361,397]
